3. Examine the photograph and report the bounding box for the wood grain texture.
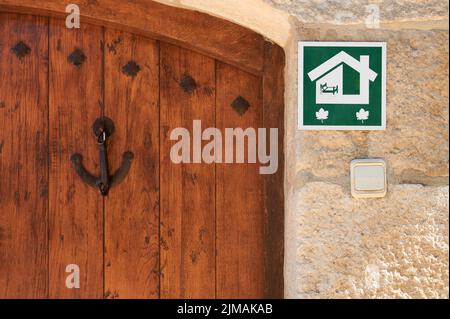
[0,0,265,74]
[0,13,48,298]
[0,9,285,299]
[104,30,160,299]
[160,43,216,298]
[48,19,103,298]
[263,42,285,298]
[216,62,265,298]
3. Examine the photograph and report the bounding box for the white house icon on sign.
[307,51,378,104]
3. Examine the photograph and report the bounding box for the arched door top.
[0,0,274,74]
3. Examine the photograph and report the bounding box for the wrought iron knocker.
[71,117,134,196]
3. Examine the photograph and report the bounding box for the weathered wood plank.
[48,18,103,298]
[0,0,265,74]
[0,13,49,299]
[216,62,265,298]
[263,41,285,298]
[104,30,160,299]
[160,43,216,298]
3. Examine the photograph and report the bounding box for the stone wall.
[157,0,449,298]
[266,0,448,27]
[279,0,449,298]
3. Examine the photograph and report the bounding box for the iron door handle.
[71,117,134,196]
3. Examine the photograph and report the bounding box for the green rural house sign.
[298,42,386,130]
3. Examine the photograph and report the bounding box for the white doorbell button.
[351,159,387,198]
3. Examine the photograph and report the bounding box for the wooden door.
[0,2,284,299]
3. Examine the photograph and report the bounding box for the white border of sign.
[298,41,386,130]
